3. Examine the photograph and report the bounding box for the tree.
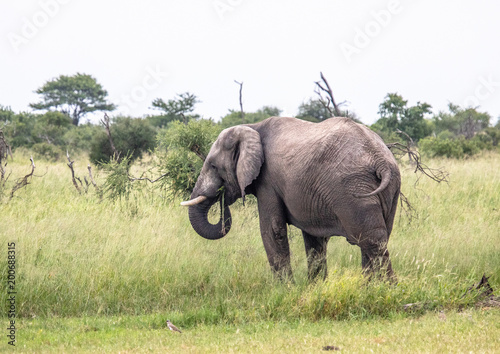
[399,102,433,142]
[296,99,332,122]
[372,93,432,142]
[432,103,490,139]
[377,93,407,131]
[0,107,38,148]
[89,117,156,165]
[33,111,72,145]
[156,119,222,198]
[220,106,282,128]
[149,92,200,127]
[297,98,361,123]
[30,73,115,126]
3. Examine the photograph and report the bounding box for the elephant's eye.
[210,163,217,171]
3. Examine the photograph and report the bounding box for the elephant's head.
[181,126,264,240]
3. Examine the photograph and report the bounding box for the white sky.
[1,0,499,125]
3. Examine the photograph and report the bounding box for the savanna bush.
[63,123,102,152]
[419,135,493,158]
[31,142,64,161]
[483,127,500,146]
[156,119,221,198]
[89,116,156,165]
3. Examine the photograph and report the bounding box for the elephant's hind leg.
[357,227,394,280]
[302,232,329,281]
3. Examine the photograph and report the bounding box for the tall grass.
[1,152,498,324]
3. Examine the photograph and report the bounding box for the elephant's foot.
[361,250,396,283]
[303,233,329,282]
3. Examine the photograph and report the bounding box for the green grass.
[1,151,499,352]
[9,309,500,353]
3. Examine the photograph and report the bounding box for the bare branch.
[386,130,449,224]
[314,72,341,117]
[87,164,102,199]
[10,156,36,199]
[83,176,90,193]
[100,113,120,161]
[87,165,99,190]
[234,80,244,124]
[387,142,449,185]
[398,191,418,224]
[66,150,81,194]
[0,129,13,161]
[128,172,168,183]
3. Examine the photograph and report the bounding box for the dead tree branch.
[234,80,245,124]
[314,72,341,117]
[0,129,13,161]
[0,130,12,185]
[10,156,36,199]
[100,113,120,161]
[66,151,81,194]
[387,142,449,185]
[128,172,168,183]
[87,165,100,191]
[82,177,90,193]
[386,130,449,223]
[398,190,418,224]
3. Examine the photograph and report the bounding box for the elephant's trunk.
[188,197,232,240]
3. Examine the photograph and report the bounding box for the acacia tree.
[372,93,432,142]
[296,99,360,123]
[30,73,116,126]
[296,99,332,122]
[149,92,200,127]
[433,103,490,139]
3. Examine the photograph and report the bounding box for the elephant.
[181,117,401,280]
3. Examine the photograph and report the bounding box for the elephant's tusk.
[180,195,207,206]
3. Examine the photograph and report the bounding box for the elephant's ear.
[233,126,264,203]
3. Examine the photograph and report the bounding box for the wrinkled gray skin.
[184,117,401,280]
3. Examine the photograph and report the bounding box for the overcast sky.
[1,0,499,125]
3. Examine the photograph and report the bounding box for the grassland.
[1,151,499,352]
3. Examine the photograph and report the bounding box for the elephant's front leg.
[303,232,329,281]
[257,195,292,280]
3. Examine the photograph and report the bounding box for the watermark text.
[6,242,16,347]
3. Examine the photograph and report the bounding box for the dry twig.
[128,172,168,183]
[0,129,13,160]
[0,130,11,185]
[100,113,120,161]
[10,156,36,199]
[314,72,342,117]
[386,129,449,223]
[87,164,100,193]
[66,151,82,194]
[234,80,244,124]
[387,142,449,185]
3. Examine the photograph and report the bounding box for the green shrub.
[63,123,102,152]
[472,131,494,150]
[33,111,72,146]
[483,127,500,146]
[371,129,406,145]
[31,142,64,161]
[419,135,491,158]
[156,119,221,198]
[100,155,134,201]
[89,116,156,165]
[436,130,455,140]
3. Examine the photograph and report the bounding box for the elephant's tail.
[354,167,392,198]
